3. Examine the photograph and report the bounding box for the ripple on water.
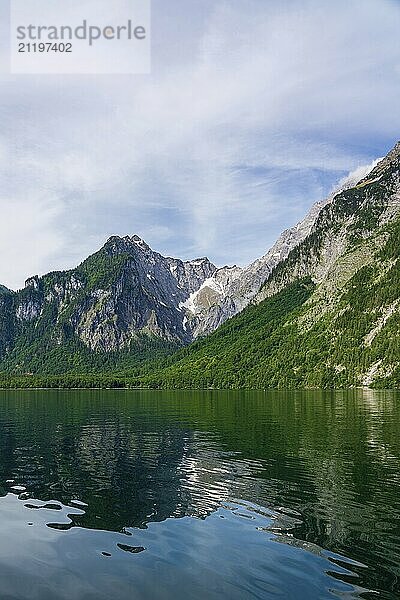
[0,486,371,600]
[0,389,399,599]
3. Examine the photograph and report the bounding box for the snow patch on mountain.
[183,157,380,337]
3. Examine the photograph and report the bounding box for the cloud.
[0,0,399,288]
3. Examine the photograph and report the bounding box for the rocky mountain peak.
[185,257,209,266]
[359,141,400,184]
[0,233,221,359]
[104,235,129,255]
[181,146,395,338]
[129,234,152,251]
[105,234,152,256]
[24,276,40,290]
[1,142,398,375]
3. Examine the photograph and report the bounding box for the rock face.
[138,141,400,389]
[182,158,380,337]
[255,142,400,303]
[0,235,217,371]
[0,142,398,378]
[69,234,217,350]
[0,285,14,357]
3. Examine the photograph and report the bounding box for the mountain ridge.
[0,234,218,373]
[133,141,400,389]
[0,141,399,386]
[182,157,382,337]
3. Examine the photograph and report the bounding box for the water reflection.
[0,389,398,599]
[0,490,365,600]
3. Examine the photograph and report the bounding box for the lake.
[0,389,398,599]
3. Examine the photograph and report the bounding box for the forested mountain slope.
[138,143,400,389]
[0,236,216,374]
[0,142,399,388]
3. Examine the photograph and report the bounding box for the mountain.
[0,235,216,373]
[184,159,380,338]
[135,141,400,389]
[0,141,399,387]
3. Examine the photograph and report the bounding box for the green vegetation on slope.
[136,219,400,390]
[0,278,315,388]
[0,218,398,390]
[138,278,317,388]
[1,153,399,390]
[0,244,180,376]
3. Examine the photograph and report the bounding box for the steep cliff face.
[1,142,399,385]
[180,265,243,337]
[0,286,14,358]
[255,142,400,303]
[69,235,216,350]
[0,235,216,372]
[139,142,400,389]
[183,159,380,337]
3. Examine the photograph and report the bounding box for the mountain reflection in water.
[0,389,398,599]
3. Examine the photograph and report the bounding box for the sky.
[0,0,400,289]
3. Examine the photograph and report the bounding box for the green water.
[0,389,398,599]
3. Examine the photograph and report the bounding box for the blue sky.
[0,0,400,289]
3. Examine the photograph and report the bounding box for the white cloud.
[332,158,383,195]
[0,0,399,288]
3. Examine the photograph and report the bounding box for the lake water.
[0,389,398,599]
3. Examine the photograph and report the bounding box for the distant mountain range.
[0,141,399,388]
